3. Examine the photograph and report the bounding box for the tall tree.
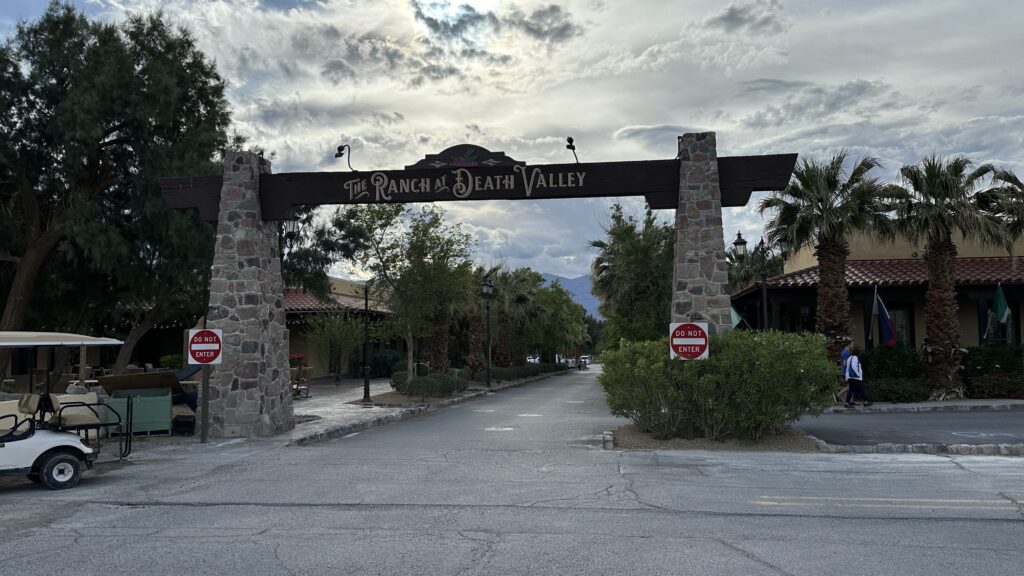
[0,3,230,372]
[759,151,892,360]
[352,205,474,381]
[892,156,1008,394]
[589,204,674,345]
[281,206,367,299]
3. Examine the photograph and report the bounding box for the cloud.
[742,79,898,129]
[613,124,704,155]
[704,0,790,35]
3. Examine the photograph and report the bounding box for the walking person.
[835,339,852,404]
[844,345,872,407]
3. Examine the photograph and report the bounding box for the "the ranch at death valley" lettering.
[343,166,587,202]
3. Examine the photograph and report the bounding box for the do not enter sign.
[669,322,709,360]
[188,329,223,365]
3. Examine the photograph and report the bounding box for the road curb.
[824,402,1024,414]
[286,370,574,447]
[806,434,1024,456]
[602,429,1024,457]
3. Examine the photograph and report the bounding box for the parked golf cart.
[0,332,133,489]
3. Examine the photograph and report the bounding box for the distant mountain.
[541,273,602,319]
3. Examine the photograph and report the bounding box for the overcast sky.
[4,0,1023,278]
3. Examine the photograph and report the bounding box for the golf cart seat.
[0,394,41,423]
[0,413,35,442]
[47,393,104,429]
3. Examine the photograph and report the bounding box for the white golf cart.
[0,332,132,489]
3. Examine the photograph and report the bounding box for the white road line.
[342,432,360,438]
[566,401,584,404]
[518,414,542,417]
[214,439,245,447]
[473,409,496,413]
[760,496,1012,504]
[485,427,515,431]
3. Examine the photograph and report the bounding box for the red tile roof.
[765,257,1024,290]
[284,288,389,314]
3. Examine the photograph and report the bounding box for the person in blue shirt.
[844,345,872,407]
[836,340,853,404]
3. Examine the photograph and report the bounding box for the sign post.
[188,329,223,443]
[669,323,709,360]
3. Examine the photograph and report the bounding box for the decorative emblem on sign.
[406,144,524,170]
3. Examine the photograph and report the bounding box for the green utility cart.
[106,388,171,436]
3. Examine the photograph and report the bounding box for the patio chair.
[292,366,312,399]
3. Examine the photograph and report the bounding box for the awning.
[0,332,123,348]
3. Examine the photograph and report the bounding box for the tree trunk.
[0,231,63,377]
[467,314,485,378]
[814,238,852,362]
[405,325,415,384]
[922,237,961,394]
[112,310,161,374]
[428,313,450,374]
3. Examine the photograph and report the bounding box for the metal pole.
[362,283,371,403]
[201,364,210,443]
[485,298,492,388]
[761,272,769,330]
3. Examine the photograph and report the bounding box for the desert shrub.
[963,344,1022,377]
[371,349,404,378]
[600,331,833,441]
[966,373,1024,399]
[868,377,930,403]
[159,354,183,369]
[860,344,920,378]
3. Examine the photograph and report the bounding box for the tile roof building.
[730,233,1023,349]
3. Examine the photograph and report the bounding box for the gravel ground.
[614,423,821,452]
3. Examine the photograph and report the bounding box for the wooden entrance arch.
[161,132,796,437]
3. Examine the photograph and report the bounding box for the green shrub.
[371,349,404,378]
[159,354,183,369]
[966,373,1024,399]
[391,371,409,393]
[404,373,468,398]
[963,344,1022,377]
[600,331,833,441]
[868,377,930,403]
[860,344,920,378]
[600,341,688,439]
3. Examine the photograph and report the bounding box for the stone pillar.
[671,132,732,333]
[204,152,294,437]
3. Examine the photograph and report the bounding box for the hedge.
[600,331,834,440]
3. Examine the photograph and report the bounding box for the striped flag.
[994,284,1010,325]
[872,286,898,347]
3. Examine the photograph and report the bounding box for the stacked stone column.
[671,132,732,333]
[204,152,294,437]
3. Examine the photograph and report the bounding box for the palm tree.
[492,268,537,367]
[759,150,893,361]
[892,156,1008,395]
[992,169,1024,241]
[726,244,783,292]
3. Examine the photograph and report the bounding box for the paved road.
[2,368,1023,575]
[797,411,1024,445]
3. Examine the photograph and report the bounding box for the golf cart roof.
[0,332,123,348]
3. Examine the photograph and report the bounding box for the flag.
[994,284,1010,325]
[731,307,744,328]
[873,287,898,347]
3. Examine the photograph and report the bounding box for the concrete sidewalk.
[283,372,573,446]
[825,398,1024,414]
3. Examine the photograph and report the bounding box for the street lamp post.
[732,232,788,331]
[480,278,495,388]
[361,281,372,403]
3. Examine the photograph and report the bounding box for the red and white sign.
[669,322,709,360]
[188,329,223,365]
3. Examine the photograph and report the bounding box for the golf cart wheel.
[39,452,83,490]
